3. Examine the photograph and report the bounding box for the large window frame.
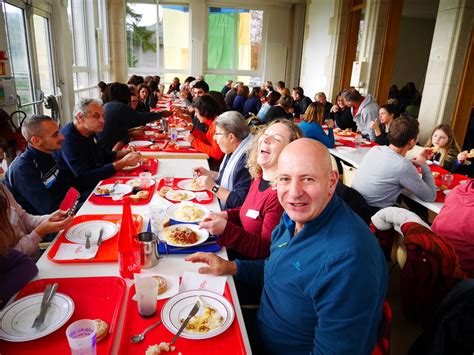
[3,0,59,116]
[205,4,266,88]
[126,0,191,82]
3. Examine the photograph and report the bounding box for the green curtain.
[207,13,234,69]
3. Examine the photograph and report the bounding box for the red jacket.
[191,119,224,161]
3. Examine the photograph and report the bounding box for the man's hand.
[185,252,237,275]
[457,151,468,163]
[193,166,212,178]
[115,152,141,171]
[412,147,432,167]
[35,210,73,237]
[199,212,228,235]
[197,175,214,191]
[326,119,335,128]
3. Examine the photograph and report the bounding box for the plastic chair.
[340,161,357,187]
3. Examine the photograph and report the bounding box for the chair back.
[371,300,392,355]
[340,161,357,187]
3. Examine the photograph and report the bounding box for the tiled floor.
[386,265,423,355]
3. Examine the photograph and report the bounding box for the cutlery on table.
[97,227,104,247]
[109,180,120,194]
[170,298,201,345]
[130,319,163,343]
[31,283,58,329]
[85,231,91,249]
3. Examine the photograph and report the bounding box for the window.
[206,7,264,90]
[4,2,57,116]
[68,0,110,101]
[126,1,190,83]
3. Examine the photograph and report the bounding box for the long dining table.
[6,158,251,354]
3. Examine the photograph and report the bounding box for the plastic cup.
[66,319,97,355]
[149,205,166,235]
[135,277,158,317]
[139,172,152,188]
[354,135,363,148]
[441,173,454,188]
[163,176,174,187]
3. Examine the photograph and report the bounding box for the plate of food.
[122,162,141,171]
[162,224,209,247]
[166,202,209,223]
[0,293,75,342]
[126,178,156,188]
[161,290,234,340]
[176,141,191,148]
[165,189,196,202]
[65,220,118,245]
[130,140,153,147]
[176,178,205,191]
[94,184,133,197]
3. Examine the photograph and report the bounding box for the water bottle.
[118,196,141,279]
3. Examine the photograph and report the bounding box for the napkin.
[54,243,99,260]
[132,273,179,301]
[179,271,226,295]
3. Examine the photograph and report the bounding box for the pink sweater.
[1,185,48,256]
[431,179,474,274]
[217,177,284,259]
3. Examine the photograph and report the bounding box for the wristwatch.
[211,184,220,193]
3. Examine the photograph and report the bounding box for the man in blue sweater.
[4,115,76,215]
[55,98,141,194]
[187,138,388,354]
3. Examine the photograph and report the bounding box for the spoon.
[130,319,162,343]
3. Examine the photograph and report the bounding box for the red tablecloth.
[428,165,470,202]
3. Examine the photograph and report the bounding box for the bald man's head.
[276,138,339,230]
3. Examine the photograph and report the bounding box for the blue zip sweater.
[236,195,388,354]
[4,146,75,215]
[298,121,335,148]
[54,122,117,193]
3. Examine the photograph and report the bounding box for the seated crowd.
[0,73,473,353]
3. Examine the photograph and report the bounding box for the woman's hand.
[198,212,228,235]
[370,120,381,136]
[185,252,237,275]
[326,119,335,128]
[35,210,73,238]
[330,104,339,113]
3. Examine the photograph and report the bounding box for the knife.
[32,283,58,329]
[97,227,105,246]
[31,284,52,328]
[170,299,201,345]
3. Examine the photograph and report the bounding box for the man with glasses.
[55,98,141,194]
[4,115,76,214]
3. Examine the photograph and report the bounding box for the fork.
[85,231,91,249]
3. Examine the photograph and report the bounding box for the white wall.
[391,17,436,91]
[299,0,334,100]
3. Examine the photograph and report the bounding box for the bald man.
[187,138,388,354]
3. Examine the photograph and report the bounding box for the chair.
[371,300,392,355]
[330,155,339,174]
[340,161,357,187]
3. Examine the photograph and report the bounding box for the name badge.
[245,209,259,219]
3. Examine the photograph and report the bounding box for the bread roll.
[94,319,109,342]
[152,275,167,295]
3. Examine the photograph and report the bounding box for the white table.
[329,146,443,214]
[35,158,251,354]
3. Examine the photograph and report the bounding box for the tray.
[88,177,156,205]
[163,142,198,153]
[429,165,470,203]
[125,140,168,152]
[47,214,143,263]
[157,178,214,204]
[118,282,245,355]
[0,277,126,355]
[114,158,159,177]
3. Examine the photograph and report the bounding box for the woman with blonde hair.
[199,119,302,259]
[425,124,467,172]
[298,102,335,148]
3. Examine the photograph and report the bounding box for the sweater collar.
[25,145,54,160]
[282,194,340,238]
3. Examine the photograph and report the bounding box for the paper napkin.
[179,271,226,295]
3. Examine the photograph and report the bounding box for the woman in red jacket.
[186,95,224,166]
[198,119,302,259]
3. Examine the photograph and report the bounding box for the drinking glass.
[66,319,97,355]
[135,277,158,317]
[441,173,454,189]
[149,205,166,235]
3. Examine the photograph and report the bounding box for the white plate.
[165,189,196,202]
[176,141,191,148]
[166,203,210,223]
[130,140,153,147]
[0,292,74,342]
[161,290,234,340]
[126,178,156,188]
[93,183,133,197]
[65,220,118,245]
[122,162,141,171]
[176,179,205,191]
[162,224,209,247]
